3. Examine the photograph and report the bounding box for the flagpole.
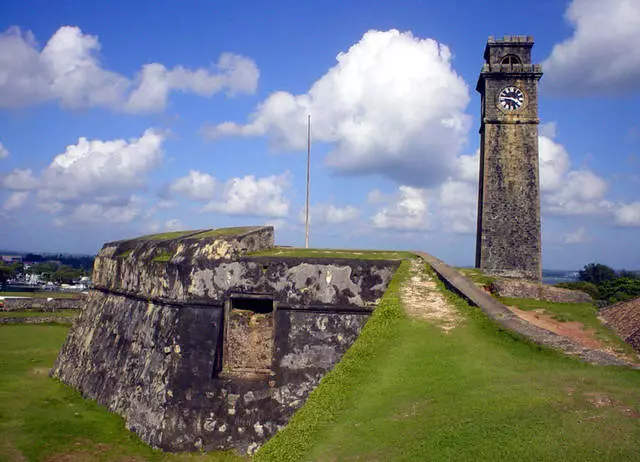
[305,114,311,249]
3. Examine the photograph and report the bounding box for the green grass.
[153,251,173,263]
[117,249,132,258]
[0,325,243,462]
[137,230,196,241]
[0,292,83,299]
[192,227,258,239]
[256,261,640,461]
[499,297,636,357]
[457,267,496,287]
[248,247,413,260]
[0,310,79,318]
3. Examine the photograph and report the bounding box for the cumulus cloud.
[0,26,259,112]
[57,197,143,225]
[3,191,28,211]
[301,203,359,225]
[170,170,216,201]
[371,186,432,230]
[204,29,470,186]
[2,169,39,190]
[202,173,291,218]
[564,227,591,244]
[165,218,184,231]
[1,130,165,226]
[538,132,612,215]
[38,129,164,201]
[439,180,477,234]
[614,202,640,227]
[543,0,640,95]
[0,142,9,159]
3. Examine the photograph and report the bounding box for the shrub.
[555,281,600,299]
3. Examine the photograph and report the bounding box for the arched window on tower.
[501,54,521,68]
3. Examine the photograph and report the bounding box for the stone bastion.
[51,226,400,454]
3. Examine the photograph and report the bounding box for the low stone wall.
[415,252,632,368]
[490,279,592,303]
[2,297,85,311]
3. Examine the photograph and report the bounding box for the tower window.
[501,55,521,66]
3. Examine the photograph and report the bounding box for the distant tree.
[579,263,617,285]
[51,266,84,285]
[24,253,43,262]
[618,269,640,280]
[28,262,59,275]
[555,281,600,300]
[10,261,24,275]
[0,264,16,288]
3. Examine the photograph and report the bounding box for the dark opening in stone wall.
[222,295,275,380]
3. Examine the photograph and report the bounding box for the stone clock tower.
[475,36,543,280]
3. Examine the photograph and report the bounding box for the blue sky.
[0,0,639,270]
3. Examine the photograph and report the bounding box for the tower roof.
[484,35,534,61]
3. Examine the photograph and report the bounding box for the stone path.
[400,259,461,333]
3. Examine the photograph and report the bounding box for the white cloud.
[439,180,477,234]
[203,173,290,218]
[564,227,591,244]
[371,186,431,230]
[165,218,184,231]
[538,135,571,192]
[204,29,470,186]
[61,197,143,225]
[35,129,164,201]
[614,202,640,227]
[0,142,9,159]
[3,191,28,211]
[2,168,39,190]
[170,170,217,201]
[0,26,259,112]
[1,130,165,227]
[543,0,640,95]
[538,132,612,216]
[301,203,359,225]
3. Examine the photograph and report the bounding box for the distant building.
[1,255,23,264]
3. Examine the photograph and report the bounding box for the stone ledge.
[414,252,633,368]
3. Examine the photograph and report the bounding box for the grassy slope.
[0,310,78,318]
[0,325,242,462]
[256,262,640,461]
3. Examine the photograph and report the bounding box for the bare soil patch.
[508,306,603,349]
[401,260,461,332]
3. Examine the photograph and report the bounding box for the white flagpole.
[305,114,311,249]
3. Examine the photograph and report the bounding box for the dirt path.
[400,259,461,332]
[508,306,604,350]
[507,306,640,364]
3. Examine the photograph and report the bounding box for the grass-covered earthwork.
[248,247,413,260]
[256,261,640,461]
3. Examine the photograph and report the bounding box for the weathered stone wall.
[491,279,593,304]
[52,227,399,453]
[2,297,84,311]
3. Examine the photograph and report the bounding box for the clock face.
[498,86,524,111]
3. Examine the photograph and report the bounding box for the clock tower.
[475,36,543,280]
